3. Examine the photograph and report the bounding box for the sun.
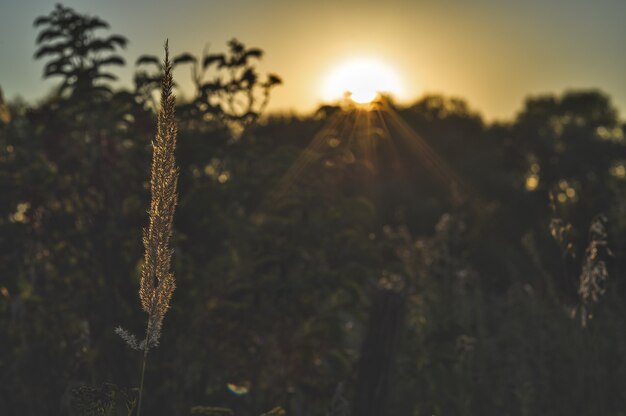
[322,57,403,104]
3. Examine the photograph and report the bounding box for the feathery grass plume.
[116,40,178,416]
[138,39,178,349]
[578,214,611,327]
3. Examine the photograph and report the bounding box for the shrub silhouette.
[34,4,127,100]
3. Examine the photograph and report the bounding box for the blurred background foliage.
[2,4,626,416]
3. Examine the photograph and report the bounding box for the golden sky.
[1,0,625,121]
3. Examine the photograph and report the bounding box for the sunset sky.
[1,0,625,121]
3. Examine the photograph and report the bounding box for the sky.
[1,0,625,121]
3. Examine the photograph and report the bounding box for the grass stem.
[136,347,149,416]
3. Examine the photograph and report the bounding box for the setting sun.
[322,58,403,104]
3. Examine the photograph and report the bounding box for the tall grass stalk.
[116,41,178,416]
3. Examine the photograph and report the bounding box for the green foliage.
[70,383,136,416]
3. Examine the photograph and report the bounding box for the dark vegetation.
[2,4,626,416]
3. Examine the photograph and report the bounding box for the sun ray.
[378,100,467,195]
[260,91,470,218]
[339,107,358,149]
[374,106,402,168]
[262,109,348,209]
[362,108,378,173]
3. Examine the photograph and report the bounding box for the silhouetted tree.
[34,4,128,100]
[136,38,282,131]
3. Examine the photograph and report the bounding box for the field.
[1,4,626,416]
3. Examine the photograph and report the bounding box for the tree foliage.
[34,4,128,99]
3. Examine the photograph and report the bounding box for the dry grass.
[139,39,178,349]
[115,40,178,416]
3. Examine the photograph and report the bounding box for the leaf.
[134,72,162,88]
[240,68,258,86]
[58,15,80,29]
[93,72,118,81]
[34,43,67,59]
[266,74,282,87]
[173,53,197,65]
[136,55,161,67]
[244,48,263,60]
[36,29,62,44]
[86,39,115,53]
[227,38,245,54]
[203,54,225,69]
[98,56,125,67]
[106,34,128,49]
[85,17,110,31]
[44,67,69,78]
[33,16,50,27]
[91,85,113,95]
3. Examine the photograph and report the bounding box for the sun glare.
[322,58,403,104]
